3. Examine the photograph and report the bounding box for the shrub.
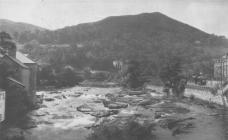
[37,65,84,88]
[56,68,83,87]
[122,60,146,89]
[159,56,187,98]
[189,95,195,101]
[87,117,156,140]
[90,71,110,81]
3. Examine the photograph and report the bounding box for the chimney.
[8,43,16,58]
[0,32,16,58]
[3,41,17,58]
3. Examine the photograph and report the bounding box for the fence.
[186,84,212,91]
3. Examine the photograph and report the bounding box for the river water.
[23,85,228,140]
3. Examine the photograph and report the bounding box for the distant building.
[214,53,228,80]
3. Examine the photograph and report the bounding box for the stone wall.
[148,85,226,106]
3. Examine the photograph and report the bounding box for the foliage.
[18,12,228,82]
[159,56,187,97]
[0,31,12,42]
[189,95,195,101]
[87,117,156,140]
[122,60,146,89]
[209,83,220,95]
[56,67,83,87]
[90,71,110,81]
[37,65,83,88]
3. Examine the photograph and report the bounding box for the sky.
[0,0,228,37]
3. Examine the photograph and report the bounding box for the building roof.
[3,54,29,69]
[16,52,36,64]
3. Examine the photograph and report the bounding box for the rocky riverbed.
[3,84,228,140]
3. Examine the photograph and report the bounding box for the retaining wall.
[147,85,227,106]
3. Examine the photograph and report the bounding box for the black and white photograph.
[0,0,228,140]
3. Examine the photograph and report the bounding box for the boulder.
[44,98,54,102]
[54,95,62,99]
[77,103,120,118]
[28,111,49,117]
[103,100,128,109]
[77,104,94,113]
[90,110,119,118]
[105,93,116,100]
[69,92,83,98]
[137,98,160,106]
[49,90,61,94]
[52,114,74,119]
[127,90,146,96]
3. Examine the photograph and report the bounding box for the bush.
[189,95,195,101]
[90,71,110,81]
[56,68,83,87]
[122,60,146,89]
[87,117,156,140]
[159,56,187,98]
[37,65,84,88]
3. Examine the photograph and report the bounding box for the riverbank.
[148,85,227,106]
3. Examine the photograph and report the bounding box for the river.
[22,85,228,140]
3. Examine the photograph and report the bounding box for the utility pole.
[220,58,226,107]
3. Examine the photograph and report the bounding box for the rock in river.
[77,104,119,118]
[127,90,146,96]
[69,92,83,98]
[77,104,94,113]
[103,100,128,109]
[44,98,55,102]
[90,110,119,118]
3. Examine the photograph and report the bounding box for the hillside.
[19,12,228,77]
[54,12,211,43]
[36,12,226,45]
[0,19,46,39]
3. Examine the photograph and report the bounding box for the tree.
[0,31,12,42]
[159,56,187,98]
[56,66,83,87]
[122,60,146,89]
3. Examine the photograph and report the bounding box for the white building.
[214,54,228,80]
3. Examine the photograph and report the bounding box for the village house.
[0,32,37,120]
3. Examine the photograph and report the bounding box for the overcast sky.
[0,0,228,37]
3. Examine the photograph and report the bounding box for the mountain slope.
[48,12,228,58]
[21,12,228,76]
[52,12,211,44]
[0,19,46,37]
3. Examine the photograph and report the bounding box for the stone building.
[0,32,37,120]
